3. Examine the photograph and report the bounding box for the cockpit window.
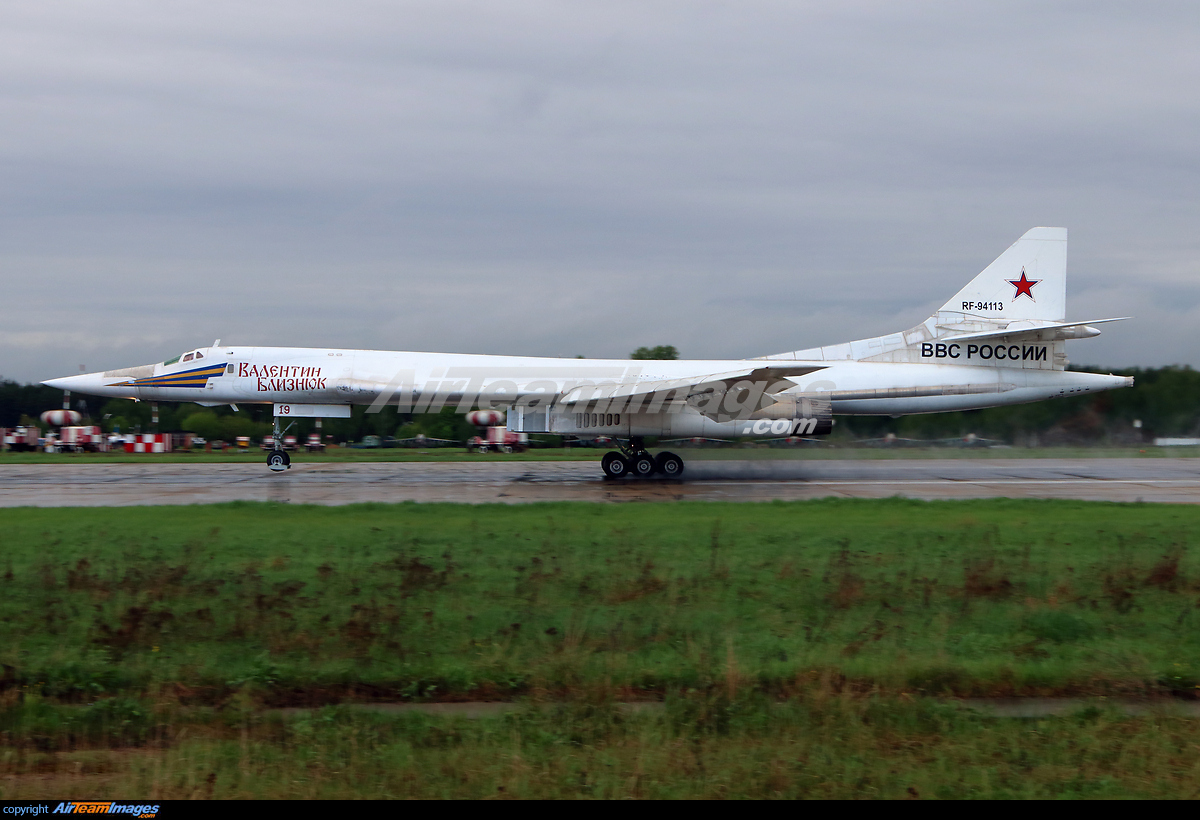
[195,350,204,359]
[183,353,194,362]
[164,355,181,365]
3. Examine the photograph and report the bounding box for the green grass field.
[4,498,1200,797]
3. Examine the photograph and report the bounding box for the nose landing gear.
[267,414,294,472]
[601,438,685,480]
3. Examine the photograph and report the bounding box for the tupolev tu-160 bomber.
[45,227,1132,477]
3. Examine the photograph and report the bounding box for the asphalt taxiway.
[1,458,1199,506]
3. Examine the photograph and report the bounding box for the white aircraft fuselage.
[43,227,1133,475]
[53,347,1129,438]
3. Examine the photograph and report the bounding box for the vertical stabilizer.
[935,227,1066,323]
[764,227,1075,369]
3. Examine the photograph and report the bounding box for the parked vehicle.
[1,426,41,452]
[464,410,528,453]
[467,425,529,454]
[57,425,107,452]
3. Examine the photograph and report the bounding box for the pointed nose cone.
[41,372,119,395]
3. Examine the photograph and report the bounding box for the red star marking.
[1008,269,1039,300]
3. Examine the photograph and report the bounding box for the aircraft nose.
[41,372,111,394]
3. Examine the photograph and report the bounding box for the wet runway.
[2,458,1200,506]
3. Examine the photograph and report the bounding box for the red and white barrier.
[122,434,171,454]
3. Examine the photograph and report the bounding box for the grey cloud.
[2,1,1199,383]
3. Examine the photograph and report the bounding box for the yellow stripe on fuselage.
[130,364,227,388]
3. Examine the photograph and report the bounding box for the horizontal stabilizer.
[939,317,1130,344]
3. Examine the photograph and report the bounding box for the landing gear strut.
[267,415,293,472]
[601,437,685,480]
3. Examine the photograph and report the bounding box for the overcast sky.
[4,1,1199,383]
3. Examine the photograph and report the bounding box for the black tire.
[266,451,290,471]
[631,454,656,477]
[656,451,684,478]
[601,452,631,479]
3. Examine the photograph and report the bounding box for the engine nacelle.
[542,396,833,439]
[744,396,832,436]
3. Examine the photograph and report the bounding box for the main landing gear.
[601,437,685,480]
[267,415,293,473]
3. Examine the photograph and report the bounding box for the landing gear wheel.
[602,452,631,479]
[267,451,290,472]
[478,445,488,454]
[631,453,656,477]
[267,413,296,472]
[656,451,684,478]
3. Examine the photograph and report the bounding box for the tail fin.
[935,227,1066,324]
[763,227,1080,368]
